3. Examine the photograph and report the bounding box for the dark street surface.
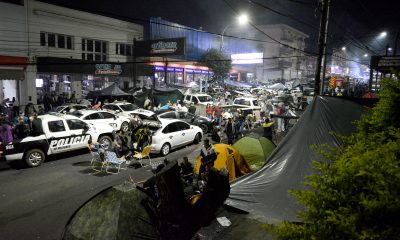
[0,126,289,240]
[0,141,203,240]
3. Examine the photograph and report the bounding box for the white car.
[102,102,139,118]
[232,97,262,111]
[183,93,213,105]
[130,108,162,128]
[53,104,90,113]
[151,118,203,156]
[69,109,131,132]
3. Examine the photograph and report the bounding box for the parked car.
[183,93,213,105]
[150,118,203,156]
[69,109,131,132]
[0,113,114,167]
[158,111,213,133]
[232,97,261,111]
[53,104,90,113]
[102,102,139,118]
[130,108,162,128]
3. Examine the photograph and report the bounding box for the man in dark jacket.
[225,117,236,145]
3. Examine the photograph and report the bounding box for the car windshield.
[120,104,137,111]
[67,111,84,118]
[197,96,212,102]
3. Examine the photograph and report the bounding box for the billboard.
[134,38,186,57]
[231,52,263,64]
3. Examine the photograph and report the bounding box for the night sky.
[38,0,399,55]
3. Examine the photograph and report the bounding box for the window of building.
[82,38,108,62]
[40,32,73,49]
[116,43,134,56]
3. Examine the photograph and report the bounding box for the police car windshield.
[120,104,138,111]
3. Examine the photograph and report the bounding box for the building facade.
[0,0,143,105]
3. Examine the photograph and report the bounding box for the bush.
[276,79,400,240]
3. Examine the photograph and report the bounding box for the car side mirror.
[116,110,120,113]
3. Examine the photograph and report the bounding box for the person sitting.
[111,131,129,158]
[136,127,152,151]
[198,138,217,180]
[14,116,29,139]
[180,156,193,184]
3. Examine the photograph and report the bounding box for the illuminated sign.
[135,38,186,56]
[95,64,122,75]
[231,53,263,64]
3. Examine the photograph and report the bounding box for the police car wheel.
[98,136,112,150]
[194,133,201,144]
[25,149,45,167]
[161,143,170,156]
[121,122,129,132]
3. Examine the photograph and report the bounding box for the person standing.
[199,138,217,179]
[188,103,196,114]
[12,97,19,119]
[31,113,44,136]
[262,118,275,141]
[225,117,236,145]
[0,117,13,144]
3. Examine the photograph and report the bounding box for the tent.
[195,144,252,181]
[63,183,157,240]
[232,137,276,170]
[133,87,184,108]
[226,96,368,222]
[269,83,286,89]
[86,83,133,103]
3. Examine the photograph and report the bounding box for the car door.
[83,112,103,127]
[161,122,182,148]
[100,112,119,130]
[175,121,194,144]
[66,119,92,149]
[47,120,77,153]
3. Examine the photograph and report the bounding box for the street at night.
[1,0,399,239]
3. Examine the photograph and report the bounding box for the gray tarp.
[225,96,367,222]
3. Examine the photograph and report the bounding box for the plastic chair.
[90,151,107,172]
[105,151,127,174]
[133,146,152,167]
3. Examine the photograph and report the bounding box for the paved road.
[0,141,204,240]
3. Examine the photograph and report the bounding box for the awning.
[0,69,25,80]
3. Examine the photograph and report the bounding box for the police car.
[68,109,131,132]
[0,114,114,167]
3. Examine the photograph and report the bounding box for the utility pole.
[314,0,331,96]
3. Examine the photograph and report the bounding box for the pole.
[133,38,137,89]
[394,31,400,55]
[164,57,168,86]
[314,0,331,96]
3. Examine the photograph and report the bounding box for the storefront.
[36,57,139,103]
[0,55,28,102]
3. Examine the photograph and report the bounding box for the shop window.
[58,35,65,48]
[48,34,55,47]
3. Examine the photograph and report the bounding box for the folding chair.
[90,151,107,172]
[105,151,127,174]
[133,146,152,167]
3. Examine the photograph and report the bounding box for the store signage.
[95,64,122,75]
[231,52,263,64]
[134,38,186,56]
[154,66,184,73]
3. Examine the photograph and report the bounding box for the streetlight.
[220,13,249,51]
[364,53,368,57]
[379,31,387,38]
[341,46,346,51]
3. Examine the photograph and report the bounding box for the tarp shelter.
[269,83,286,89]
[225,80,252,89]
[195,144,252,181]
[133,87,184,108]
[226,96,368,222]
[63,183,157,240]
[86,83,133,102]
[232,137,276,170]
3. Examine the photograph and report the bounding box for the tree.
[198,48,231,84]
[276,78,400,239]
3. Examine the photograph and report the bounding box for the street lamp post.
[220,14,248,52]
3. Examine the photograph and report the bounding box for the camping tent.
[195,144,252,181]
[226,96,368,222]
[63,183,157,240]
[133,87,184,108]
[232,137,276,170]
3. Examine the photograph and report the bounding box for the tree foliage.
[198,48,231,82]
[276,78,400,240]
